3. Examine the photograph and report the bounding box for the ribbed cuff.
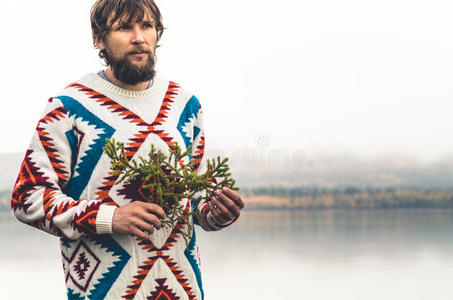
[95,205,116,234]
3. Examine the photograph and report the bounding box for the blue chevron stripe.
[193,126,201,142]
[65,130,78,175]
[177,95,201,150]
[88,235,131,299]
[184,200,204,299]
[56,96,115,200]
[60,237,76,249]
[67,288,84,300]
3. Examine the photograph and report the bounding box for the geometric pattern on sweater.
[63,241,101,292]
[62,235,130,299]
[184,224,204,300]
[57,95,115,200]
[90,236,131,299]
[66,81,180,207]
[122,201,196,299]
[67,288,85,300]
[177,95,202,150]
[11,149,50,213]
[65,81,204,298]
[175,96,208,282]
[148,278,180,299]
[35,104,71,186]
[191,133,205,180]
[10,73,222,300]
[64,235,131,300]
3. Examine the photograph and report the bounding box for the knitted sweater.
[11,73,226,299]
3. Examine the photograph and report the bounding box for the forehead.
[108,6,155,26]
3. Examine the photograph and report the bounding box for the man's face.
[97,12,158,85]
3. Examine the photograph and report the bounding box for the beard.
[106,47,156,85]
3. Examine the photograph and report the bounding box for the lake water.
[1,209,453,299]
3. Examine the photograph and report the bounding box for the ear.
[94,36,106,50]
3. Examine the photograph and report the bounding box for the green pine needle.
[103,138,239,246]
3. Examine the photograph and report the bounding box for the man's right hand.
[112,201,166,240]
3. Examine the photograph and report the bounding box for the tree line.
[3,186,453,210]
[241,186,453,209]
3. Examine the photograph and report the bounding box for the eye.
[143,22,155,29]
[117,25,130,31]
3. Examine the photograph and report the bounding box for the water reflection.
[2,209,453,299]
[197,209,453,299]
[199,209,453,264]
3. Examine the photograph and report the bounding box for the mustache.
[127,48,152,55]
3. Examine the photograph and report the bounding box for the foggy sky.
[1,0,453,162]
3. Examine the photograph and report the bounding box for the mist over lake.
[2,209,453,299]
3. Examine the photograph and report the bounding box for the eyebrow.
[115,11,155,24]
[114,20,153,30]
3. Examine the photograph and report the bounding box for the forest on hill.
[241,186,453,209]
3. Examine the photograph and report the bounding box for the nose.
[131,26,145,44]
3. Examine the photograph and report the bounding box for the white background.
[1,0,453,162]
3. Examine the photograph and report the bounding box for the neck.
[104,67,150,91]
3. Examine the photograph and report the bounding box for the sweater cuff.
[95,205,116,234]
[206,211,236,230]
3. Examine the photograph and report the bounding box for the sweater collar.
[88,72,164,98]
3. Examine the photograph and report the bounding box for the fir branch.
[103,138,239,245]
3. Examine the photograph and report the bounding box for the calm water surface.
[1,209,453,299]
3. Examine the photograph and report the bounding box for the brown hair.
[90,0,164,64]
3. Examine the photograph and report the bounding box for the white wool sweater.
[11,73,230,299]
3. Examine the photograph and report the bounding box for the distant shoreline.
[242,206,453,212]
[241,186,453,210]
[4,186,453,212]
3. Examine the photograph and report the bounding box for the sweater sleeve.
[10,97,117,240]
[190,101,236,232]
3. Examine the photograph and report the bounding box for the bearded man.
[11,0,244,299]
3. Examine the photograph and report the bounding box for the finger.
[212,196,234,221]
[208,200,228,224]
[221,187,245,209]
[130,225,150,240]
[137,211,162,229]
[210,202,228,224]
[141,202,166,220]
[133,217,155,234]
[215,190,240,217]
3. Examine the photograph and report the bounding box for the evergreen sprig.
[103,138,239,245]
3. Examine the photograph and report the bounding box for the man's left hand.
[208,186,245,224]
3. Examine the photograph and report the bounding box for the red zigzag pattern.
[123,201,196,300]
[67,82,180,204]
[36,104,70,186]
[67,82,197,297]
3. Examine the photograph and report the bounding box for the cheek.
[146,32,158,44]
[106,40,128,57]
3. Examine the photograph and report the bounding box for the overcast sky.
[1,0,453,162]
